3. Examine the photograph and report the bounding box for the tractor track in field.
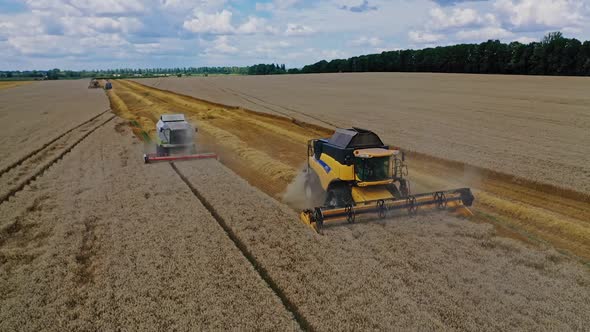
[0,112,115,205]
[171,163,312,331]
[200,85,590,261]
[221,87,339,128]
[0,108,112,177]
[109,79,590,262]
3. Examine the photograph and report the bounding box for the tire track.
[0,114,116,205]
[119,79,590,261]
[171,163,311,332]
[222,87,339,128]
[0,108,112,177]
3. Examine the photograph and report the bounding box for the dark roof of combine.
[327,127,384,149]
[163,121,192,131]
[161,114,186,122]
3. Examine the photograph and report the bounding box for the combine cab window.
[355,157,390,182]
[170,130,190,145]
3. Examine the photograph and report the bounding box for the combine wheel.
[313,208,324,234]
[377,200,387,219]
[345,204,355,224]
[325,183,353,208]
[407,196,418,215]
[434,192,447,209]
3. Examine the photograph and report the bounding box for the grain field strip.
[170,162,312,332]
[116,79,590,260]
[223,87,339,128]
[0,108,112,177]
[0,115,116,205]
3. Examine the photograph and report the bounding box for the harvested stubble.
[0,119,298,331]
[0,112,114,203]
[176,159,590,331]
[0,81,32,90]
[111,78,590,261]
[0,80,109,172]
[134,73,590,195]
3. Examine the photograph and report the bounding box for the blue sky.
[1,0,589,70]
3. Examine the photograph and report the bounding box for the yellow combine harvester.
[300,128,474,233]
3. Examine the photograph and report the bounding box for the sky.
[1,0,589,70]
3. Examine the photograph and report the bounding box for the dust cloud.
[282,166,325,211]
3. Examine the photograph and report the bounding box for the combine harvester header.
[299,128,474,233]
[143,114,217,163]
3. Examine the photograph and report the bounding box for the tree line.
[0,66,252,80]
[3,32,589,79]
[294,32,590,76]
[248,63,287,75]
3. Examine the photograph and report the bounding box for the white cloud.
[59,17,142,36]
[250,40,293,57]
[70,0,144,15]
[204,35,238,54]
[456,27,513,40]
[183,10,278,35]
[494,0,587,30]
[335,0,377,13]
[8,35,84,56]
[320,49,347,60]
[0,15,45,38]
[515,36,538,43]
[162,0,226,11]
[183,10,235,34]
[3,0,590,70]
[24,0,82,15]
[429,7,483,30]
[408,30,444,43]
[238,17,265,34]
[79,34,129,48]
[256,0,300,11]
[285,23,315,36]
[134,42,161,54]
[236,16,278,34]
[350,36,382,47]
[25,0,145,16]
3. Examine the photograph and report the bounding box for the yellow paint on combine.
[309,153,355,189]
[351,186,393,202]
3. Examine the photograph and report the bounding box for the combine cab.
[300,128,474,233]
[143,114,217,163]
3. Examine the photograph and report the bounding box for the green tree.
[46,68,60,80]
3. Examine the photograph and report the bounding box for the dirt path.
[0,118,299,331]
[109,79,590,262]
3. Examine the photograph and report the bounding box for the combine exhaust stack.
[301,188,474,233]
